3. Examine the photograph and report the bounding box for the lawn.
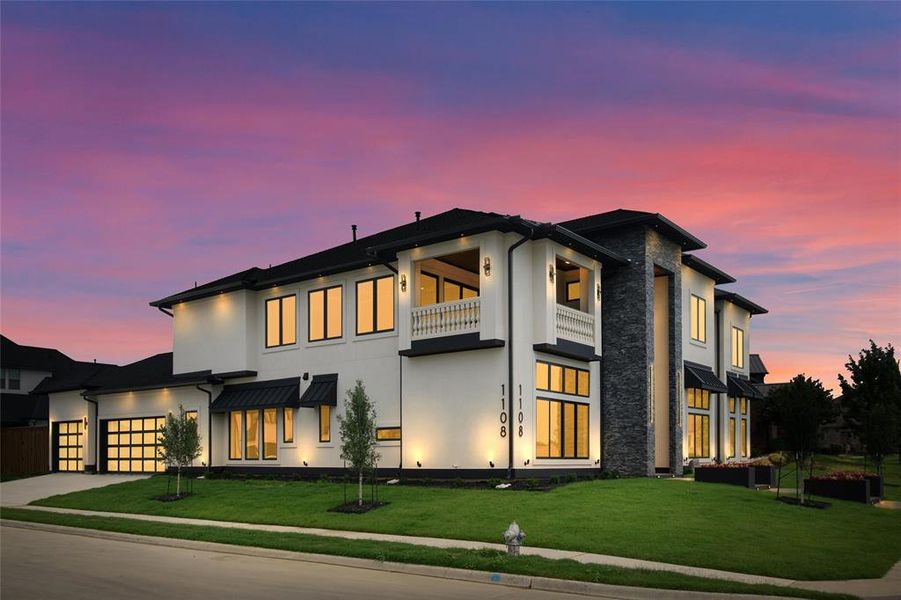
[0,507,856,600]
[775,454,901,501]
[32,476,901,580]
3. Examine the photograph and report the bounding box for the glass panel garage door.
[104,417,167,473]
[56,421,83,472]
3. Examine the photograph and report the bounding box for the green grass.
[776,454,901,501]
[0,507,857,600]
[31,476,901,580]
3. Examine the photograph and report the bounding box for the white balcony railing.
[412,297,481,340]
[555,304,595,346]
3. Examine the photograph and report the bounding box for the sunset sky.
[2,3,899,389]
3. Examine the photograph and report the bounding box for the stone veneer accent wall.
[593,226,683,476]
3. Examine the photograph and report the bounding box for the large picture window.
[443,278,478,302]
[731,326,745,368]
[229,411,242,460]
[265,295,296,348]
[687,414,710,458]
[263,408,277,460]
[309,286,343,341]
[356,276,395,335]
[535,361,590,397]
[690,295,706,343]
[535,398,589,459]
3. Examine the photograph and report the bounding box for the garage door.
[102,417,166,473]
[55,421,84,472]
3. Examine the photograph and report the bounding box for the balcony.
[555,303,595,346]
[411,297,480,340]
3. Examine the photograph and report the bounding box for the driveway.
[0,473,148,507]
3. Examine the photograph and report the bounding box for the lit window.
[263,408,277,460]
[443,279,478,302]
[535,398,589,459]
[229,412,242,460]
[185,411,198,421]
[566,281,581,303]
[728,417,736,458]
[729,397,736,413]
[549,364,563,392]
[356,276,395,335]
[731,327,744,368]
[742,417,749,456]
[740,398,748,415]
[319,405,331,442]
[283,408,294,443]
[245,410,259,460]
[686,388,710,409]
[535,361,590,398]
[419,272,438,306]
[690,295,706,343]
[265,295,296,348]
[308,286,343,341]
[376,427,401,441]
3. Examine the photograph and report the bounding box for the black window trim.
[228,410,242,460]
[418,271,439,305]
[535,397,590,460]
[265,294,297,349]
[319,405,331,443]
[308,285,344,342]
[245,409,261,460]
[101,416,166,473]
[535,360,590,397]
[686,387,710,410]
[566,280,581,303]
[283,407,294,444]
[690,294,707,343]
[55,420,85,472]
[687,413,710,459]
[355,275,396,336]
[442,276,479,302]
[262,407,277,461]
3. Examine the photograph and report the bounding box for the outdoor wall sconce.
[303,460,308,466]
[483,257,491,277]
[548,264,555,283]
[83,416,88,427]
[400,273,407,292]
[523,459,531,466]
[594,459,600,465]
[596,282,601,301]
[489,461,495,468]
[416,460,422,467]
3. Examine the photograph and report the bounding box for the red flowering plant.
[701,462,752,469]
[809,470,878,482]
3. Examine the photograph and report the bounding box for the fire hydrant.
[503,521,526,556]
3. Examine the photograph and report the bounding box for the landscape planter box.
[694,466,754,488]
[753,466,774,487]
[804,478,872,504]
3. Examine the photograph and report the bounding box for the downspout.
[196,385,213,472]
[507,230,531,479]
[370,254,401,475]
[81,393,99,473]
[714,307,722,463]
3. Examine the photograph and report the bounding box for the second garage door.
[102,417,167,473]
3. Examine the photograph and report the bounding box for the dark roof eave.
[682,254,736,285]
[545,226,629,267]
[365,216,519,258]
[715,289,768,315]
[574,212,707,251]
[87,373,217,396]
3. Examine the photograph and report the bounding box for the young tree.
[768,375,834,502]
[338,380,380,506]
[157,405,202,498]
[839,341,901,476]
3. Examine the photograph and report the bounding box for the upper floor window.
[356,276,395,335]
[535,361,590,397]
[309,286,343,341]
[265,295,296,348]
[686,388,709,409]
[556,257,587,312]
[443,278,478,302]
[1,368,21,390]
[731,326,745,368]
[690,295,706,343]
[415,249,480,307]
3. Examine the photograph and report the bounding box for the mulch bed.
[153,492,195,503]
[328,501,389,514]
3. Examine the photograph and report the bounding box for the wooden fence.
[1,426,49,477]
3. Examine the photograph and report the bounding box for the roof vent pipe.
[351,224,357,242]
[415,211,421,222]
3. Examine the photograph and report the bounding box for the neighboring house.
[0,335,107,427]
[46,208,767,477]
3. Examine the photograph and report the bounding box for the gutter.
[196,385,213,472]
[506,225,532,479]
[80,392,100,473]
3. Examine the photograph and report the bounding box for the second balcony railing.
[555,304,595,346]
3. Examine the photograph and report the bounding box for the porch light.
[489,461,495,468]
[400,273,407,292]
[303,460,308,466]
[523,459,530,466]
[596,282,601,301]
[416,460,422,467]
[548,264,555,283]
[483,257,491,277]
[83,416,88,427]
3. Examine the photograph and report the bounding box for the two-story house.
[45,208,766,477]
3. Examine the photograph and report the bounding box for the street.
[0,525,593,600]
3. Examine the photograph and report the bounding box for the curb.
[1,519,794,600]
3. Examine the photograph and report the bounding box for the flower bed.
[804,471,881,504]
[694,464,755,488]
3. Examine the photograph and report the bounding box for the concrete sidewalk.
[13,504,901,598]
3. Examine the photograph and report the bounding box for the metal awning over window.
[727,374,762,399]
[298,374,338,407]
[684,361,728,394]
[210,377,300,413]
